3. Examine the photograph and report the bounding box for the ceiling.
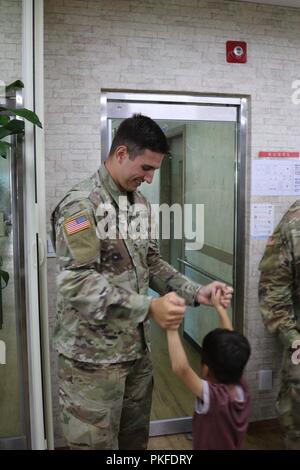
[236,0,300,8]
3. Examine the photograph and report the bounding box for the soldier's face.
[116,146,164,192]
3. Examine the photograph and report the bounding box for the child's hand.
[211,287,232,330]
[197,282,233,308]
[211,288,222,308]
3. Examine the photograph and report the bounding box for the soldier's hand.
[149,292,186,329]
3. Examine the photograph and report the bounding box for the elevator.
[100,91,248,435]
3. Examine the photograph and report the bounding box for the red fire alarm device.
[226,41,247,63]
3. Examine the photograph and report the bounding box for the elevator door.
[101,92,246,435]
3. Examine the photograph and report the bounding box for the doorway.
[100,91,248,435]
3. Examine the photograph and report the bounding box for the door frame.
[100,90,249,435]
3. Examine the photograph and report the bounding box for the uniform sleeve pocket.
[63,210,100,266]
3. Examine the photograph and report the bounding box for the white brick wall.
[44,0,300,446]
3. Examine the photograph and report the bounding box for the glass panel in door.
[183,122,235,347]
[0,125,29,450]
[0,150,21,438]
[151,120,236,422]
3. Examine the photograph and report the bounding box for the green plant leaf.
[0,269,9,289]
[0,115,9,126]
[6,80,24,92]
[4,108,42,128]
[5,119,25,133]
[0,130,12,140]
[0,107,42,129]
[0,141,12,158]
[0,127,14,140]
[0,119,24,139]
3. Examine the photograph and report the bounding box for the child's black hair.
[201,328,251,384]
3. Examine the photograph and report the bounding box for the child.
[167,289,251,450]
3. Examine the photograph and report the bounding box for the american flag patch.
[64,214,91,235]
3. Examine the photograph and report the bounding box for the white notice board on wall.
[252,160,300,195]
[251,204,274,240]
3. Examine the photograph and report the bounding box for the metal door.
[0,95,30,449]
[0,0,52,448]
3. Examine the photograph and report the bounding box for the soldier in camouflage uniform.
[51,114,233,450]
[259,200,300,450]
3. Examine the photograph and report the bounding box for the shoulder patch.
[64,214,91,236]
[62,210,100,266]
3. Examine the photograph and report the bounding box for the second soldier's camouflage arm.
[258,220,300,349]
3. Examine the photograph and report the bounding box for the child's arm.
[167,329,203,398]
[212,289,233,330]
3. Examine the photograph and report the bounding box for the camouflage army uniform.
[258,200,300,450]
[51,163,201,450]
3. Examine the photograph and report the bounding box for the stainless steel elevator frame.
[100,90,249,436]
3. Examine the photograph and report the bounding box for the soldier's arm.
[146,206,233,309]
[55,201,151,325]
[146,203,233,308]
[258,222,300,349]
[147,236,201,306]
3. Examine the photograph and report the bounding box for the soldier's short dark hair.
[201,328,251,384]
[109,113,169,159]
